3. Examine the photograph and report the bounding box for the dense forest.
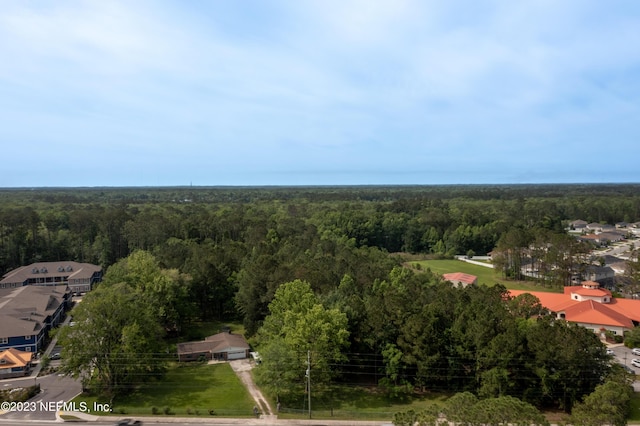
[3,184,640,412]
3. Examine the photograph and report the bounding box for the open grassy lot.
[72,362,255,417]
[411,259,562,292]
[274,385,451,421]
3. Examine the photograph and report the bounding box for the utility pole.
[306,350,311,419]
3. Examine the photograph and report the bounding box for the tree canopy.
[255,279,349,400]
[58,282,165,401]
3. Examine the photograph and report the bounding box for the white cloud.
[0,1,180,76]
[1,1,639,186]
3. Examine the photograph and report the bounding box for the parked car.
[631,359,640,368]
[622,364,635,374]
[50,352,61,360]
[632,348,640,356]
[606,349,614,355]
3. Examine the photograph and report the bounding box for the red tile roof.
[508,289,640,329]
[563,300,634,328]
[443,272,477,284]
[572,287,611,297]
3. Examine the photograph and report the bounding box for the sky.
[1,1,639,187]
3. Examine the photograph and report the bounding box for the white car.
[606,349,614,355]
[632,359,640,368]
[632,348,640,356]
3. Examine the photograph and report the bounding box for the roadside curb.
[55,413,388,425]
[57,410,100,422]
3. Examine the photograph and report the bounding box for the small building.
[443,272,478,288]
[0,347,34,378]
[177,331,250,362]
[1,261,102,294]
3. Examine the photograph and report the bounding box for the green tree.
[625,249,640,295]
[104,250,194,333]
[570,379,633,426]
[57,282,165,401]
[438,392,548,426]
[255,280,349,400]
[623,326,640,348]
[525,317,610,411]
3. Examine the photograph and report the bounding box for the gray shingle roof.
[0,286,68,339]
[1,261,101,286]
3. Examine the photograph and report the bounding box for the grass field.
[630,392,640,422]
[273,385,451,421]
[411,259,562,292]
[73,362,255,417]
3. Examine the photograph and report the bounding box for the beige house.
[177,331,250,362]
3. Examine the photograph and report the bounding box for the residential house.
[609,261,628,276]
[582,265,616,287]
[177,331,250,362]
[586,223,605,232]
[443,272,478,288]
[1,261,102,294]
[569,220,588,231]
[0,285,72,353]
[597,231,626,244]
[0,348,33,379]
[509,281,640,336]
[577,233,623,246]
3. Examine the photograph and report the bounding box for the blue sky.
[1,1,639,187]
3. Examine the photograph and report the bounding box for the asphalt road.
[0,420,389,426]
[0,373,81,421]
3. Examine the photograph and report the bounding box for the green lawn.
[630,392,640,423]
[73,362,255,417]
[273,385,451,421]
[411,259,562,292]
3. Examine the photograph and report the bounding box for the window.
[26,347,31,352]
[25,335,31,340]
[0,338,8,344]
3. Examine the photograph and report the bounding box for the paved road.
[0,373,81,421]
[0,417,389,426]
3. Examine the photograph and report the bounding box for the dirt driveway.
[229,359,273,416]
